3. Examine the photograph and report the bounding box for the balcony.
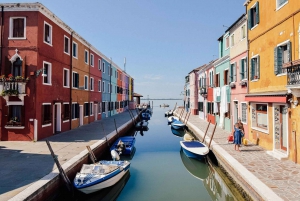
[285,60,300,97]
[0,81,27,105]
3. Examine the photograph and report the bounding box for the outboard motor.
[116,140,125,154]
[111,150,120,161]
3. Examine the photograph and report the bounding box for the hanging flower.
[7,74,14,81]
[0,75,5,82]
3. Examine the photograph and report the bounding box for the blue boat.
[110,136,136,155]
[168,116,179,124]
[141,112,151,121]
[171,120,185,129]
[170,127,185,137]
[180,140,209,161]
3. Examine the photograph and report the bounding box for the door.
[105,102,108,117]
[280,106,288,151]
[79,105,83,126]
[54,105,57,134]
[55,103,61,133]
[94,104,97,121]
[234,101,238,124]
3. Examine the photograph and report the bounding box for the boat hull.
[180,141,209,161]
[182,147,206,160]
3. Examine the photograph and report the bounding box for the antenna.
[124,57,126,72]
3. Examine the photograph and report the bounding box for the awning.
[245,91,288,103]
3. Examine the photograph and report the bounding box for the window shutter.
[22,56,26,77]
[5,56,11,76]
[240,59,243,80]
[213,74,217,87]
[76,73,79,87]
[256,2,260,24]
[41,105,44,124]
[274,47,278,75]
[251,58,255,80]
[248,9,252,29]
[257,55,260,79]
[287,41,291,62]
[245,57,248,79]
[229,65,232,83]
[234,62,237,82]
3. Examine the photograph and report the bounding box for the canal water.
[56,100,242,201]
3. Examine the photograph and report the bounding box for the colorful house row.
[185,0,300,164]
[0,3,134,141]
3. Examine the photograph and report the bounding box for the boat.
[135,120,149,129]
[180,134,209,160]
[170,127,185,137]
[160,103,169,107]
[180,149,209,181]
[141,112,151,121]
[164,110,173,117]
[73,153,131,194]
[171,120,185,129]
[110,136,136,155]
[167,116,179,124]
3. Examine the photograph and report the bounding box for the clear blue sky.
[5,0,245,99]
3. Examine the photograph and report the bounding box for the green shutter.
[248,9,252,29]
[257,55,260,79]
[251,58,255,80]
[287,41,291,62]
[240,59,244,80]
[245,57,248,79]
[274,47,278,75]
[256,2,260,24]
[234,62,237,81]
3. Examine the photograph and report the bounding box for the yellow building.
[245,0,300,163]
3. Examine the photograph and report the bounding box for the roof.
[133,93,143,97]
[188,64,206,74]
[225,14,246,33]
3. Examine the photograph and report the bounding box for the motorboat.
[164,110,173,117]
[171,120,185,130]
[167,116,179,124]
[160,104,169,107]
[73,151,130,194]
[180,134,209,161]
[110,136,136,155]
[135,120,149,129]
[141,112,151,121]
[170,127,185,137]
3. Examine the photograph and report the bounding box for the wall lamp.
[35,68,47,78]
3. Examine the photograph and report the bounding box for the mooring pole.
[185,111,191,124]
[208,123,217,148]
[202,120,211,143]
[179,108,184,120]
[101,122,110,146]
[173,102,177,112]
[183,111,189,123]
[127,109,134,124]
[86,146,97,164]
[130,109,137,124]
[114,119,119,138]
[46,140,74,195]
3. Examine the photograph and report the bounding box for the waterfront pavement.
[175,108,300,201]
[0,110,138,201]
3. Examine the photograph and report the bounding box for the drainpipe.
[88,46,90,124]
[69,31,73,130]
[0,6,4,75]
[110,58,112,117]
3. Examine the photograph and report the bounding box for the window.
[64,36,70,54]
[98,59,101,70]
[224,69,229,85]
[7,105,23,126]
[90,102,93,116]
[63,68,69,87]
[241,102,247,124]
[90,54,94,67]
[274,41,291,75]
[42,104,51,125]
[225,103,230,118]
[198,102,204,112]
[215,73,220,87]
[207,102,213,114]
[230,63,236,83]
[240,58,247,80]
[102,102,106,113]
[72,103,79,119]
[209,71,214,87]
[225,36,229,49]
[9,17,26,39]
[102,81,105,92]
[98,102,102,114]
[108,64,110,76]
[63,103,69,121]
[84,76,88,90]
[90,77,94,91]
[43,61,52,85]
[251,103,268,131]
[102,62,105,73]
[277,0,288,9]
[84,103,89,117]
[98,80,101,92]
[44,22,52,45]
[12,57,22,77]
[230,34,235,47]
[84,50,89,64]
[241,24,246,39]
[72,72,79,88]
[117,71,119,79]
[250,56,260,80]
[72,42,78,58]
[108,83,110,93]
[248,2,259,29]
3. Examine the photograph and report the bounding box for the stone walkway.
[175,108,300,201]
[0,110,138,201]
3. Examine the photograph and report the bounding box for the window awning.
[245,91,288,103]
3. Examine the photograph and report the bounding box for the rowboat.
[110,136,136,155]
[171,120,185,129]
[180,134,209,160]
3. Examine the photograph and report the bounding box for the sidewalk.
[175,109,300,201]
[0,110,138,201]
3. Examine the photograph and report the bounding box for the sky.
[5,0,245,99]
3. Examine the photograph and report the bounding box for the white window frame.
[90,102,94,116]
[72,102,78,120]
[276,0,288,11]
[240,102,248,125]
[225,35,230,50]
[276,39,290,76]
[84,102,89,117]
[72,41,78,59]
[102,62,105,73]
[63,102,70,123]
[98,80,101,92]
[42,103,52,127]
[98,59,101,70]
[84,50,89,64]
[72,71,79,88]
[64,35,70,55]
[42,61,52,85]
[63,68,70,88]
[240,56,248,81]
[43,21,52,46]
[102,81,105,92]
[230,34,235,47]
[240,23,246,40]
[90,54,94,67]
[9,17,26,39]
[84,75,88,90]
[251,103,269,134]
[90,77,94,91]
[251,54,260,81]
[250,3,259,30]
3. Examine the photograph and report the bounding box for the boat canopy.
[80,164,118,175]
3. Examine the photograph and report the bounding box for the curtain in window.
[13,18,24,38]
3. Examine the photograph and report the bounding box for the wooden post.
[179,108,184,119]
[114,119,119,138]
[173,102,177,111]
[46,140,74,195]
[185,112,191,124]
[86,146,97,164]
[208,123,217,148]
[202,120,211,143]
[127,109,134,124]
[183,111,189,123]
[101,122,110,146]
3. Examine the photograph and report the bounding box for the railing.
[0,81,27,96]
[287,65,300,85]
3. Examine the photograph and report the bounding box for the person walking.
[233,123,242,151]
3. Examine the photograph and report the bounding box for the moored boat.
[167,116,179,124]
[164,110,173,117]
[170,127,185,137]
[180,134,209,161]
[110,136,136,155]
[135,120,149,129]
[171,120,185,129]
[141,112,151,121]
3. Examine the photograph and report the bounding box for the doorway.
[79,105,83,126]
[54,103,61,133]
[274,105,288,151]
[233,101,238,124]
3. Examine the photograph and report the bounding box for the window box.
[239,80,247,86]
[229,82,236,88]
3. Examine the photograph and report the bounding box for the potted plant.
[15,76,25,82]
[7,74,14,82]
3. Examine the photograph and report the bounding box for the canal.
[56,100,243,201]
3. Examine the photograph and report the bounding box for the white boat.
[164,110,173,117]
[180,134,209,160]
[160,104,169,107]
[171,120,185,129]
[73,160,130,194]
[167,116,179,124]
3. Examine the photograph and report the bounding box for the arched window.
[13,57,22,77]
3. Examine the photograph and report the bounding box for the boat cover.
[182,141,206,148]
[80,164,118,175]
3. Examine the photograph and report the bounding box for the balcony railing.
[0,81,27,96]
[287,65,300,85]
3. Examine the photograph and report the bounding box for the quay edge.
[8,116,138,201]
[174,111,283,201]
